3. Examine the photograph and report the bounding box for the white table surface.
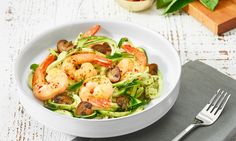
[0,0,236,140]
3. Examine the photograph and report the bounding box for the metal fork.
[172,89,231,141]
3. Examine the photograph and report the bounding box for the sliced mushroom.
[107,66,121,83]
[91,42,112,55]
[53,93,74,104]
[116,95,130,110]
[57,40,75,53]
[75,101,94,116]
[148,63,158,75]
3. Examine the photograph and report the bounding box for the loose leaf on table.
[200,0,219,11]
[164,0,194,14]
[156,0,173,8]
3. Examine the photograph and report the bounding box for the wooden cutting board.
[184,0,236,35]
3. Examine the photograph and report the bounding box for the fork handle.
[172,124,199,141]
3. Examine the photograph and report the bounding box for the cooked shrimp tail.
[32,54,69,101]
[82,25,100,38]
[122,44,147,71]
[32,54,56,86]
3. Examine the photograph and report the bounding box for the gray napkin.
[72,61,236,141]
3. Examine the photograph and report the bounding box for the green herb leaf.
[30,64,39,72]
[68,80,84,91]
[164,0,194,14]
[106,52,133,61]
[156,0,173,8]
[128,96,143,110]
[125,79,142,88]
[118,37,129,48]
[107,53,122,59]
[200,0,218,11]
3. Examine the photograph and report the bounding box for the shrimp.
[32,54,69,101]
[79,76,113,109]
[62,53,112,82]
[117,58,141,80]
[82,25,100,38]
[122,44,147,72]
[74,63,97,81]
[117,58,134,76]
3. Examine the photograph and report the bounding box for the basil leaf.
[68,80,84,91]
[30,64,39,72]
[156,0,173,8]
[200,0,218,11]
[164,0,194,14]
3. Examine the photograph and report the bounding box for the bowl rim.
[14,20,182,122]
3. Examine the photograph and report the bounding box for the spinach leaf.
[164,0,194,14]
[200,0,218,11]
[156,0,173,8]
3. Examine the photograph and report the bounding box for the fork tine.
[207,89,223,111]
[219,94,231,110]
[209,90,225,112]
[206,91,218,110]
[208,94,217,104]
[216,92,227,107]
[212,92,227,114]
[211,89,221,103]
[215,93,231,115]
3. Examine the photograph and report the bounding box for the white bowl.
[116,0,155,12]
[15,20,181,138]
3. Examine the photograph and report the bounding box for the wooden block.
[184,0,236,35]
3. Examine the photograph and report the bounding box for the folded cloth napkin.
[72,61,236,141]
